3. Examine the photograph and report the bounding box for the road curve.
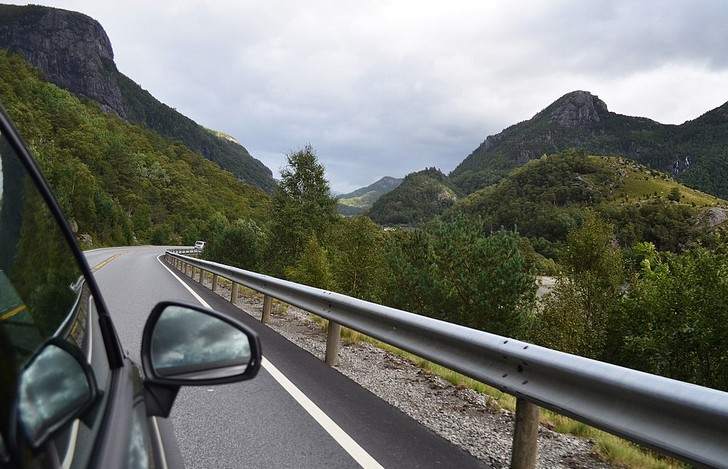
[87,246,490,469]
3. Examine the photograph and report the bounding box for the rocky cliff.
[0,5,126,116]
[533,90,608,128]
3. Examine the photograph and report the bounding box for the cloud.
[16,0,728,192]
[151,306,251,372]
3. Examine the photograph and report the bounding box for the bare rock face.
[696,207,728,228]
[538,90,608,128]
[0,5,126,117]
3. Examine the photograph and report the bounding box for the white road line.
[262,357,384,469]
[156,255,384,469]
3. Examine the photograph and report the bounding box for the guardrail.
[170,248,200,256]
[165,250,728,469]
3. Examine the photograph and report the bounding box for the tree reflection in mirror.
[151,305,252,380]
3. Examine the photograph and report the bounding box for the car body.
[0,104,261,468]
[194,240,206,251]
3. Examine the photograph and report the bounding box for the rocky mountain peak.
[0,5,126,116]
[536,90,608,128]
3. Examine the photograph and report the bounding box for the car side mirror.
[17,339,98,449]
[141,302,261,417]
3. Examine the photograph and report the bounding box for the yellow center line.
[92,253,123,272]
[1,304,26,321]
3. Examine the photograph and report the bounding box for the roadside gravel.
[216,282,612,469]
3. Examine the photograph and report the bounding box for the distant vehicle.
[0,103,261,468]
[194,240,206,251]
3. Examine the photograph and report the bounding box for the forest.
[1,49,726,393]
[0,50,270,248]
[209,145,728,393]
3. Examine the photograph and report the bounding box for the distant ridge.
[368,169,457,225]
[337,176,403,216]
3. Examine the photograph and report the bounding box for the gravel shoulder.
[214,281,612,469]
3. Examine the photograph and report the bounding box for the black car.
[0,104,261,468]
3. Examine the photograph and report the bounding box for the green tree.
[205,219,265,271]
[285,236,334,289]
[330,216,387,301]
[149,223,173,245]
[201,212,230,242]
[667,186,681,202]
[267,145,338,277]
[384,215,536,336]
[531,211,624,359]
[619,243,728,390]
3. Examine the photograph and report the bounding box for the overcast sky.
[15,0,728,193]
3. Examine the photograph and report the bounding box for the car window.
[0,127,111,467]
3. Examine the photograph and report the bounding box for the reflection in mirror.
[18,342,94,448]
[151,306,252,380]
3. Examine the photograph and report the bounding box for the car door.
[0,105,158,468]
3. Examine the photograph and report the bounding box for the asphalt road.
[86,246,490,469]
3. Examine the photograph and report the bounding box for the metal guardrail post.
[230,282,238,304]
[212,274,218,292]
[511,399,539,469]
[326,321,341,366]
[262,295,272,324]
[199,268,205,283]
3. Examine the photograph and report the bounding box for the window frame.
[0,105,125,370]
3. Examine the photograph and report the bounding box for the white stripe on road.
[261,357,384,469]
[156,256,384,469]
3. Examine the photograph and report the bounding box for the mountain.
[0,49,270,246]
[336,176,403,216]
[454,149,727,252]
[0,4,275,192]
[368,169,458,225]
[372,90,728,225]
[450,90,728,199]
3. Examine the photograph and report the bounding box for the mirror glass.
[151,306,252,380]
[18,342,94,447]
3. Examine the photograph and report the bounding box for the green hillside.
[117,74,276,192]
[0,4,275,193]
[454,149,726,252]
[0,50,269,246]
[368,168,458,225]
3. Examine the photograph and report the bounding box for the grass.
[607,156,724,208]
[337,190,382,209]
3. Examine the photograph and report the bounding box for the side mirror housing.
[140,302,261,417]
[18,339,98,450]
